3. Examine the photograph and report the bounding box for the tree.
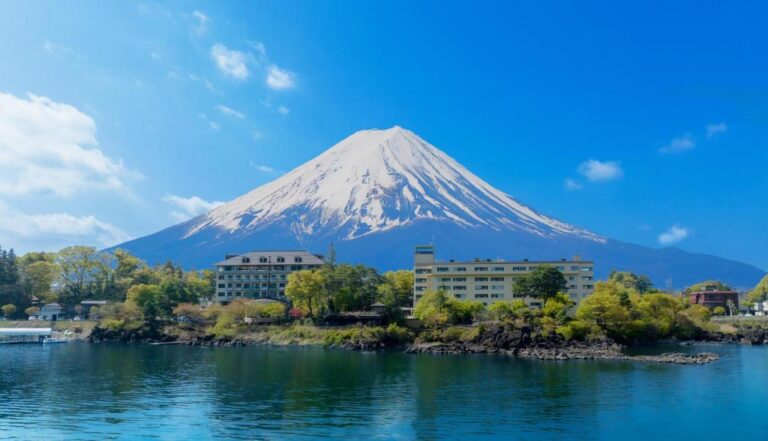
[25,306,40,317]
[488,300,529,321]
[413,290,483,327]
[607,271,655,293]
[20,260,59,299]
[322,264,382,312]
[1,304,16,318]
[712,306,726,316]
[684,280,732,294]
[513,266,568,300]
[285,270,329,319]
[126,284,163,318]
[377,270,414,308]
[57,246,105,304]
[746,275,768,304]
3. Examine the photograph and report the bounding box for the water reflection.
[0,344,767,440]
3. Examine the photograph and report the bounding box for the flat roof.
[428,259,593,265]
[0,328,52,336]
[215,250,325,266]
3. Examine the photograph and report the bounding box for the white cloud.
[163,195,224,222]
[658,224,690,245]
[248,161,275,173]
[659,133,695,153]
[247,40,268,62]
[216,105,245,119]
[266,65,296,90]
[0,201,130,250]
[277,105,290,115]
[252,130,264,142]
[563,178,582,191]
[0,92,140,197]
[211,44,249,80]
[706,122,727,138]
[42,40,76,58]
[191,10,209,34]
[577,159,623,182]
[197,113,221,131]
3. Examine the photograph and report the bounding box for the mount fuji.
[114,126,764,288]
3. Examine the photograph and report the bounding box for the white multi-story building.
[413,245,594,307]
[213,250,324,304]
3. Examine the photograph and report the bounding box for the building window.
[474,294,489,299]
[276,257,285,263]
[452,277,467,282]
[415,286,425,292]
[415,268,431,274]
[474,277,489,282]
[493,267,505,272]
[476,285,489,290]
[490,294,502,298]
[490,277,504,282]
[436,267,449,272]
[512,266,527,271]
[259,257,268,263]
[241,257,250,263]
[440,277,451,282]
[491,285,504,291]
[415,278,427,283]
[455,267,467,272]
[474,267,488,271]
[452,285,467,290]
[583,284,594,290]
[294,257,303,263]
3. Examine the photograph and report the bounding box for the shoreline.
[82,322,745,364]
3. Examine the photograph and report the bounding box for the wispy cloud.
[577,160,623,182]
[706,122,727,138]
[563,178,582,191]
[249,161,275,173]
[266,65,296,90]
[659,133,695,154]
[216,105,245,119]
[211,44,250,80]
[163,195,224,222]
[0,200,131,249]
[197,113,221,131]
[658,224,690,245]
[0,91,140,198]
[42,40,78,58]
[191,10,209,35]
[277,105,290,115]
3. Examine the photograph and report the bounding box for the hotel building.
[214,250,324,303]
[413,245,595,306]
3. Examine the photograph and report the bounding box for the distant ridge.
[113,126,765,289]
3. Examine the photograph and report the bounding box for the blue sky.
[0,1,766,270]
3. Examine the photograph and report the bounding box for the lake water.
[1,343,767,440]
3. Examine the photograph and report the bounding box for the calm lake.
[1,343,767,440]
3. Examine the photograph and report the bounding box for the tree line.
[0,244,214,320]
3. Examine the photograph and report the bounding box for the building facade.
[413,245,595,306]
[214,251,324,303]
[688,285,739,310]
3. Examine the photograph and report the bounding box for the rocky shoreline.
[405,341,719,364]
[89,322,762,364]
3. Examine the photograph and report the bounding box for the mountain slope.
[114,126,765,289]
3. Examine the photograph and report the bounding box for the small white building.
[39,303,64,321]
[754,301,768,316]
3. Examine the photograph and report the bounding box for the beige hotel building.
[413,245,595,306]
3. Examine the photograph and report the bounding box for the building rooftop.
[215,250,325,266]
[426,258,592,265]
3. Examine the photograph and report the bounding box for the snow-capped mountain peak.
[187,126,603,242]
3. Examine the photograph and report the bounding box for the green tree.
[377,270,414,309]
[413,290,483,327]
[1,304,16,318]
[25,306,40,317]
[513,266,568,300]
[488,299,530,321]
[323,264,382,312]
[607,271,655,293]
[712,306,726,316]
[684,280,732,294]
[285,270,329,319]
[746,275,768,304]
[57,246,105,304]
[126,284,163,318]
